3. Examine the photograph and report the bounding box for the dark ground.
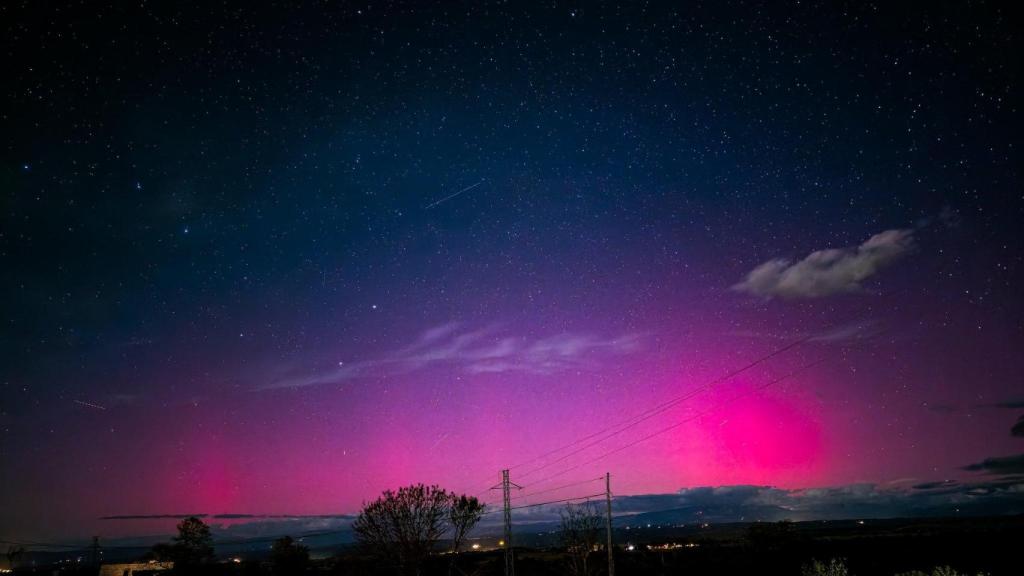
[9,515,1022,575]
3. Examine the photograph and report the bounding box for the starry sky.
[1,1,1022,541]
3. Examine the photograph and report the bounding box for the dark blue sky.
[1,1,1021,540]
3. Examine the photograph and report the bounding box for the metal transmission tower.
[605,473,615,576]
[491,469,521,576]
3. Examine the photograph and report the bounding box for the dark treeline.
[6,487,1021,575]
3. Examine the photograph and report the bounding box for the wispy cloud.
[977,399,1024,409]
[729,319,882,344]
[101,514,208,520]
[210,513,354,520]
[101,513,354,521]
[99,480,1024,540]
[491,480,1024,526]
[204,516,354,541]
[260,324,643,390]
[733,229,915,299]
[923,402,959,415]
[962,453,1024,475]
[613,480,1024,523]
[98,514,357,547]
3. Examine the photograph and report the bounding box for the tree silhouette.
[558,502,603,576]
[353,484,470,576]
[173,516,215,566]
[270,536,310,575]
[4,545,25,571]
[447,494,485,576]
[147,516,215,568]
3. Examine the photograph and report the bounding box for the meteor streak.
[424,180,484,209]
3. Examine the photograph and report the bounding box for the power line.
[523,357,827,488]
[512,334,818,486]
[469,331,818,497]
[511,477,604,502]
[516,318,897,491]
[481,492,610,516]
[605,472,615,576]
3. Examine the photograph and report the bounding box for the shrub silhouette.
[270,536,310,575]
[747,520,798,548]
[802,557,849,576]
[894,567,990,576]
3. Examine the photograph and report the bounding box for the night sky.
[2,1,1022,541]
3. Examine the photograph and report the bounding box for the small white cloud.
[733,229,915,299]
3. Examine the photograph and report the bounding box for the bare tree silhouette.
[353,484,453,576]
[558,502,603,576]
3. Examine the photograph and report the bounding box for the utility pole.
[90,536,100,567]
[605,472,615,576]
[491,469,521,576]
